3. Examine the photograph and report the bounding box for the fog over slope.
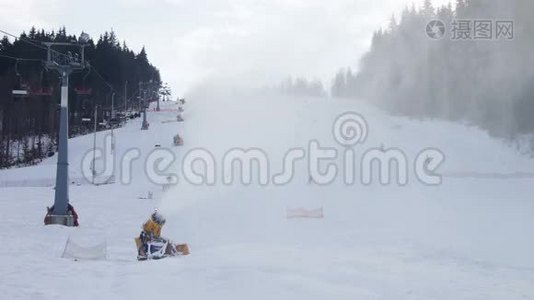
[334,0,534,147]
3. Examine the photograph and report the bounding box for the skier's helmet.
[151,210,166,225]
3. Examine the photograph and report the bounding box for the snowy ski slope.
[1,88,533,299]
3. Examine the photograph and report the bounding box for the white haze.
[336,0,534,142]
[0,0,451,95]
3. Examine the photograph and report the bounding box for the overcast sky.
[0,0,451,96]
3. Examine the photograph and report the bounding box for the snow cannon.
[135,210,190,260]
[173,134,184,146]
[135,238,190,260]
[141,121,150,130]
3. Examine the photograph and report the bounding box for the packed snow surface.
[1,88,533,299]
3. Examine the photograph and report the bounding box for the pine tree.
[29,27,37,39]
[388,14,398,33]
[455,0,466,17]
[422,0,435,17]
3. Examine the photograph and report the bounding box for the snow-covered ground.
[1,88,534,299]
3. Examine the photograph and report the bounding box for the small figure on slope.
[135,209,190,260]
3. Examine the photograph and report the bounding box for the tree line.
[333,0,534,148]
[0,27,162,168]
[279,77,326,98]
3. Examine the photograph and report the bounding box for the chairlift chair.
[74,87,93,95]
[30,70,54,96]
[74,65,92,96]
[12,87,29,97]
[12,60,30,99]
[31,87,54,96]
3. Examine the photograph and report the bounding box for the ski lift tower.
[140,81,150,130]
[43,34,89,227]
[156,85,160,112]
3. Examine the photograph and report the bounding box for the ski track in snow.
[1,89,534,299]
